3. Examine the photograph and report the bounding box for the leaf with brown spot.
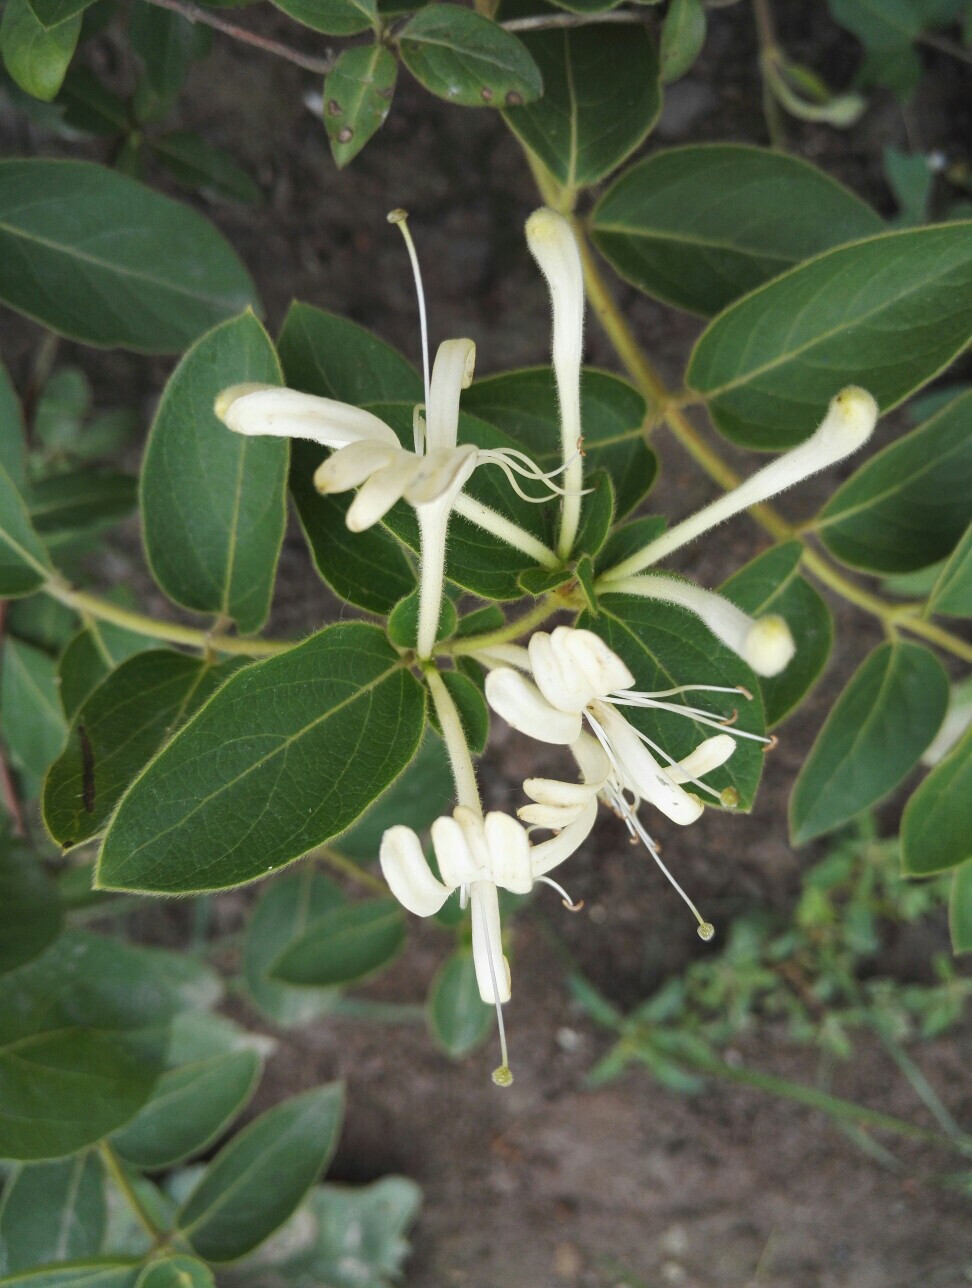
[323,45,397,168]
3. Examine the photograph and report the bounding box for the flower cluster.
[213,206,879,1085]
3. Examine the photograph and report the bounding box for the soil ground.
[2,3,971,1284]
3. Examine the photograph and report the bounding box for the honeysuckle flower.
[380,801,596,1085]
[215,209,580,659]
[484,627,772,938]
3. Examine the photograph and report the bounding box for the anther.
[719,708,739,727]
[736,685,753,701]
[492,1065,514,1087]
[762,734,779,753]
[697,922,715,942]
[720,786,740,809]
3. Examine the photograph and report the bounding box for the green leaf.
[0,462,53,597]
[272,898,405,987]
[0,842,62,975]
[134,1258,212,1288]
[277,302,419,614]
[928,523,972,617]
[594,515,667,574]
[660,0,705,83]
[55,65,127,135]
[790,641,949,844]
[0,361,27,488]
[1,637,66,793]
[96,623,425,893]
[57,621,153,721]
[502,20,659,189]
[400,6,542,107]
[386,588,457,649]
[338,732,453,861]
[584,594,767,809]
[901,728,972,876]
[7,596,76,651]
[242,868,346,1025]
[129,1,199,100]
[0,159,259,352]
[246,1177,421,1287]
[720,540,833,726]
[151,133,260,205]
[461,367,652,517]
[0,931,181,1159]
[270,0,376,34]
[427,949,491,1057]
[0,1154,105,1273]
[0,0,79,102]
[949,859,972,953]
[141,312,287,632]
[454,603,505,638]
[323,45,397,168]
[573,468,614,558]
[24,0,92,28]
[111,1050,261,1170]
[0,1262,141,1287]
[687,224,972,450]
[28,473,136,549]
[591,145,883,318]
[44,650,243,849]
[176,1084,345,1262]
[816,389,972,573]
[518,565,572,595]
[827,0,921,97]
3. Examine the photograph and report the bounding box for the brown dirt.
[3,3,970,1284]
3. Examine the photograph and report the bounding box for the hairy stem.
[425,665,480,813]
[416,504,449,660]
[313,845,388,894]
[444,595,561,658]
[98,1141,165,1244]
[572,222,972,664]
[43,579,290,657]
[453,494,560,568]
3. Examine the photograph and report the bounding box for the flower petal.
[518,800,587,829]
[427,338,476,452]
[216,386,401,449]
[346,458,422,531]
[530,796,598,877]
[470,881,511,1004]
[380,825,452,917]
[404,445,478,507]
[313,440,400,494]
[484,811,533,894]
[431,813,485,888]
[559,627,634,696]
[485,667,582,745]
[592,702,703,826]
[528,632,592,713]
[668,733,736,784]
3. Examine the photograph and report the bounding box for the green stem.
[98,1141,165,1243]
[313,844,387,894]
[44,579,291,657]
[443,595,561,658]
[425,665,481,812]
[571,222,972,665]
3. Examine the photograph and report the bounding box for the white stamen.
[473,889,512,1087]
[388,209,432,419]
[536,874,584,911]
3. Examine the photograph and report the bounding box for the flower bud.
[742,614,796,677]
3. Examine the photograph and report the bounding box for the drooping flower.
[380,801,595,1084]
[484,627,770,937]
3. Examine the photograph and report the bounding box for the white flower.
[484,627,770,938]
[380,802,596,1005]
[597,387,880,674]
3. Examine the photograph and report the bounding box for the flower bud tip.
[822,385,878,453]
[492,1064,514,1087]
[743,614,796,677]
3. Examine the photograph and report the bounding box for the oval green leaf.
[0,842,62,976]
[0,1154,105,1273]
[270,0,375,34]
[1,637,66,795]
[928,523,972,618]
[0,0,79,102]
[96,623,425,894]
[44,650,244,849]
[503,22,660,189]
[901,727,972,877]
[720,540,833,727]
[176,1083,345,1262]
[111,1049,261,1170]
[141,312,287,633]
[271,898,405,987]
[660,0,705,83]
[687,223,972,448]
[324,44,397,168]
[816,388,972,573]
[949,859,972,954]
[0,1262,142,1287]
[400,6,542,108]
[592,145,883,318]
[134,1258,213,1288]
[790,641,949,844]
[0,160,259,352]
[0,462,54,597]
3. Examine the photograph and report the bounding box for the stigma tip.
[697,922,715,942]
[492,1065,514,1087]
